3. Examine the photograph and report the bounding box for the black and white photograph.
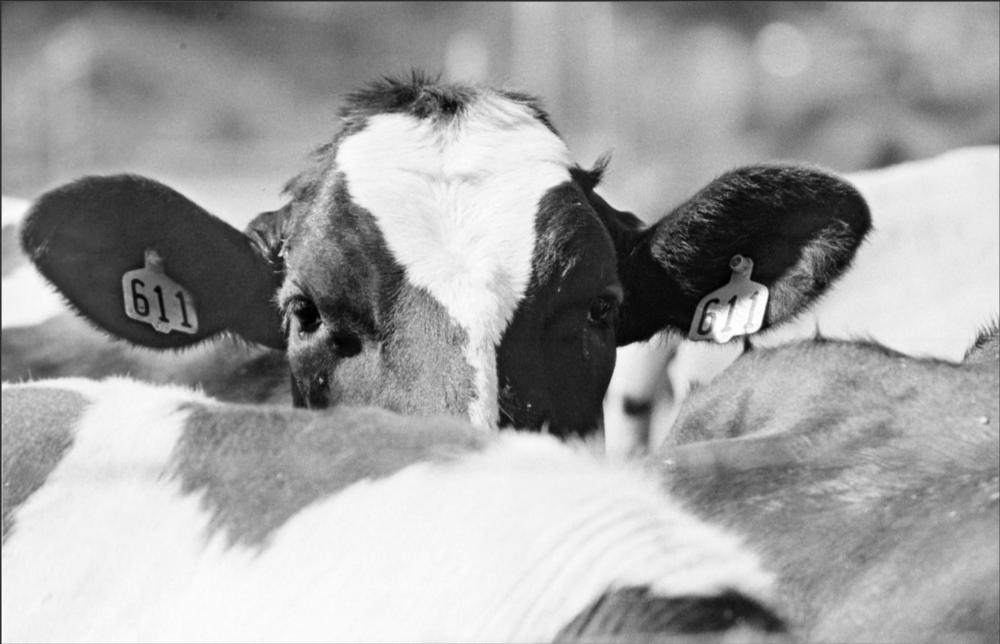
[3,2,998,642]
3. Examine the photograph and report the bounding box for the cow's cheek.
[541,328,615,437]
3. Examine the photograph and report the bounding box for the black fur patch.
[569,154,611,193]
[496,181,619,436]
[340,71,560,134]
[554,586,787,641]
[342,71,476,123]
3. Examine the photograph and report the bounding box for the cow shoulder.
[1,384,87,542]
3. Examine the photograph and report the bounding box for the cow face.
[20,75,871,437]
[251,85,623,434]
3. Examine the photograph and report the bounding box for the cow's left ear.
[21,175,287,350]
[585,165,872,345]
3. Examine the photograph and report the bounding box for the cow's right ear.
[20,175,287,350]
[585,165,872,346]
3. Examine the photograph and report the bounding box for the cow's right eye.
[289,297,321,337]
[586,296,617,329]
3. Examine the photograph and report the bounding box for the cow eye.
[587,296,616,329]
[289,297,321,337]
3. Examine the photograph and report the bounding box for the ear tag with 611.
[688,255,768,343]
[121,249,199,335]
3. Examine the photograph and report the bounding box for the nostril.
[303,371,330,409]
[332,331,362,358]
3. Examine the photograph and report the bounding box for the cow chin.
[497,393,602,440]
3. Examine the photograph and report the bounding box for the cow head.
[21,75,870,437]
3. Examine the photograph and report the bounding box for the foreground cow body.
[4,326,997,643]
[18,74,870,438]
[2,379,785,644]
[605,145,1000,454]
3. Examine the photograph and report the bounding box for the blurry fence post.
[41,21,95,184]
[579,2,617,151]
[510,2,562,116]
[444,29,490,84]
[579,2,639,172]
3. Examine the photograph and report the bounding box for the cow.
[604,145,1000,456]
[661,321,1000,643]
[15,73,872,441]
[2,377,788,644]
[3,323,996,642]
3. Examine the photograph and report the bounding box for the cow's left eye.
[289,297,322,337]
[587,296,616,329]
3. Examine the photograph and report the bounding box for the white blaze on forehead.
[336,93,573,428]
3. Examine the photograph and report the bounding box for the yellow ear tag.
[121,249,199,335]
[688,255,768,343]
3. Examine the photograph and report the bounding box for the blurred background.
[2,1,998,229]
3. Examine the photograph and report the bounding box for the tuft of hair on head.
[351,70,443,105]
[340,70,481,122]
[570,152,612,193]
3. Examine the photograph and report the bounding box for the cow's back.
[664,333,1000,643]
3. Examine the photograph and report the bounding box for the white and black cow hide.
[2,378,786,644]
[3,323,997,643]
[15,74,871,440]
[604,145,1000,456]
